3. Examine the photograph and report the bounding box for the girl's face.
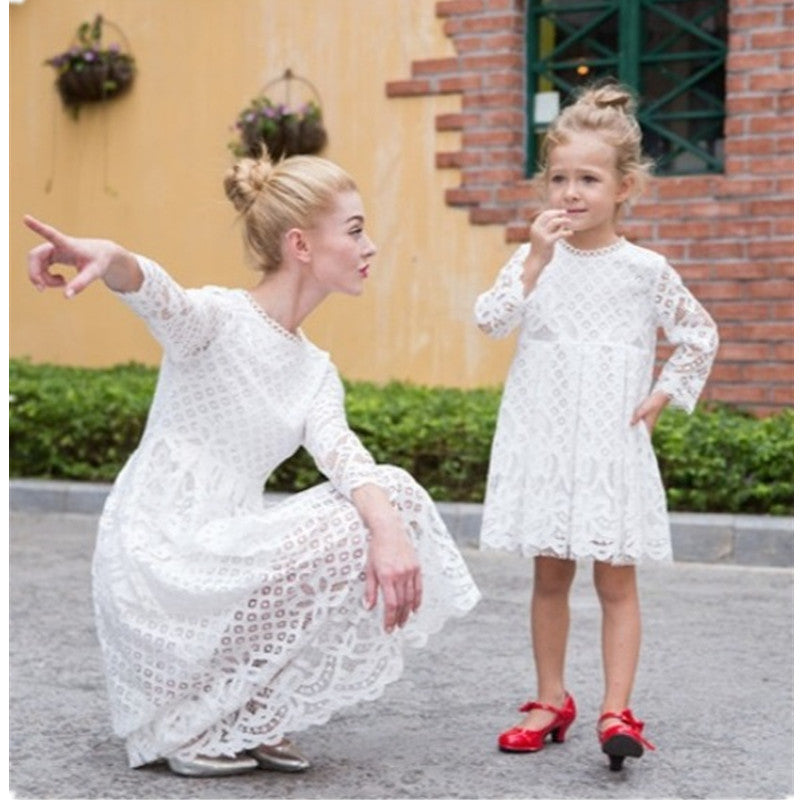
[304,190,377,296]
[545,132,633,248]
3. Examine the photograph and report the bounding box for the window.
[525,0,728,176]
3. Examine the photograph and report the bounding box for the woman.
[24,153,480,777]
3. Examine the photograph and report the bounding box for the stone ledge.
[9,479,793,568]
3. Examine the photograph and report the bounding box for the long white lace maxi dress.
[474,238,718,565]
[93,256,481,768]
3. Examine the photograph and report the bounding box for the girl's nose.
[364,234,377,257]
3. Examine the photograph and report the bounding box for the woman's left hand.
[364,521,422,633]
[352,484,422,633]
[630,390,671,434]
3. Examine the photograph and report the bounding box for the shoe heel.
[608,754,624,772]
[551,718,573,744]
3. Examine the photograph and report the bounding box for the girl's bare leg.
[593,561,641,727]
[520,556,576,728]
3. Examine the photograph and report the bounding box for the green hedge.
[9,359,793,515]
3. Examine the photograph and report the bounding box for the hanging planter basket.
[230,69,328,162]
[45,15,136,118]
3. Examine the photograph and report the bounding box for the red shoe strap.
[519,699,563,715]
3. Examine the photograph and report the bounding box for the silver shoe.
[166,752,258,777]
[248,739,311,772]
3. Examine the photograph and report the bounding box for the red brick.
[444,187,492,206]
[436,0,483,17]
[463,129,520,147]
[726,137,776,156]
[749,115,794,134]
[746,240,794,259]
[746,156,794,175]
[729,10,780,29]
[718,342,775,361]
[385,79,433,97]
[743,279,794,299]
[713,261,772,280]
[692,282,745,301]
[439,75,482,93]
[655,177,724,200]
[742,363,795,383]
[469,207,515,225]
[749,72,794,92]
[707,385,771,404]
[727,95,778,114]
[748,198,793,216]
[727,51,778,71]
[718,322,793,341]
[412,57,460,76]
[772,302,794,319]
[706,301,774,321]
[751,30,794,49]
[772,386,795,405]
[435,112,479,131]
[688,242,746,260]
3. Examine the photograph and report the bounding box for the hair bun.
[223,156,273,214]
[580,84,635,114]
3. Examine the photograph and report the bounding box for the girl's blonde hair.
[223,152,358,273]
[536,82,653,204]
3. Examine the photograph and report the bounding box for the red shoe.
[597,709,655,771]
[498,693,577,752]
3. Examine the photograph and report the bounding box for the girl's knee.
[534,556,576,597]
[593,562,638,605]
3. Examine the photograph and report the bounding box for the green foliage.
[9,359,793,515]
[652,403,794,516]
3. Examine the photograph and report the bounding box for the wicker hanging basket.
[45,15,136,117]
[231,69,328,161]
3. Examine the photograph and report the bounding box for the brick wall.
[387,0,794,415]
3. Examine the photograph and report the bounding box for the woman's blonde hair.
[223,152,358,273]
[536,82,653,204]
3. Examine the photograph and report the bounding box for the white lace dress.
[93,256,480,768]
[474,238,718,564]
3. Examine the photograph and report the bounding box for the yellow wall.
[10,0,517,387]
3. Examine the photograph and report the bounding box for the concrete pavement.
[8,501,794,800]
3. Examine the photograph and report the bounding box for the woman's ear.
[284,228,312,263]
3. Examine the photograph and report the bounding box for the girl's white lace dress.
[474,238,718,565]
[94,257,480,768]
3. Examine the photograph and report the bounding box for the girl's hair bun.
[580,83,635,114]
[223,155,274,214]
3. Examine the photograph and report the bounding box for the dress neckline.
[558,237,626,258]
[241,290,303,343]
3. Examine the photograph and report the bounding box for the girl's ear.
[284,228,312,263]
[615,173,636,204]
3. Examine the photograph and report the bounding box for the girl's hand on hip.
[630,391,671,434]
[24,215,142,297]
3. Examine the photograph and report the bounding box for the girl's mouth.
[358,265,370,278]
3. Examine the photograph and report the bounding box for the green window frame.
[525,0,728,176]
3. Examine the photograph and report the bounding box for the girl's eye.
[349,227,363,237]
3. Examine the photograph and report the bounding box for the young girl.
[474,83,718,771]
[24,153,480,777]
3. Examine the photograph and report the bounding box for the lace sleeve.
[303,364,379,498]
[652,262,719,413]
[474,245,530,338]
[114,256,222,361]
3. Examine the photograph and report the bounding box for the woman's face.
[304,190,377,297]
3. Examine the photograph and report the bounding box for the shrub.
[9,359,793,515]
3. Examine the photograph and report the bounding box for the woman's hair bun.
[223,156,274,214]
